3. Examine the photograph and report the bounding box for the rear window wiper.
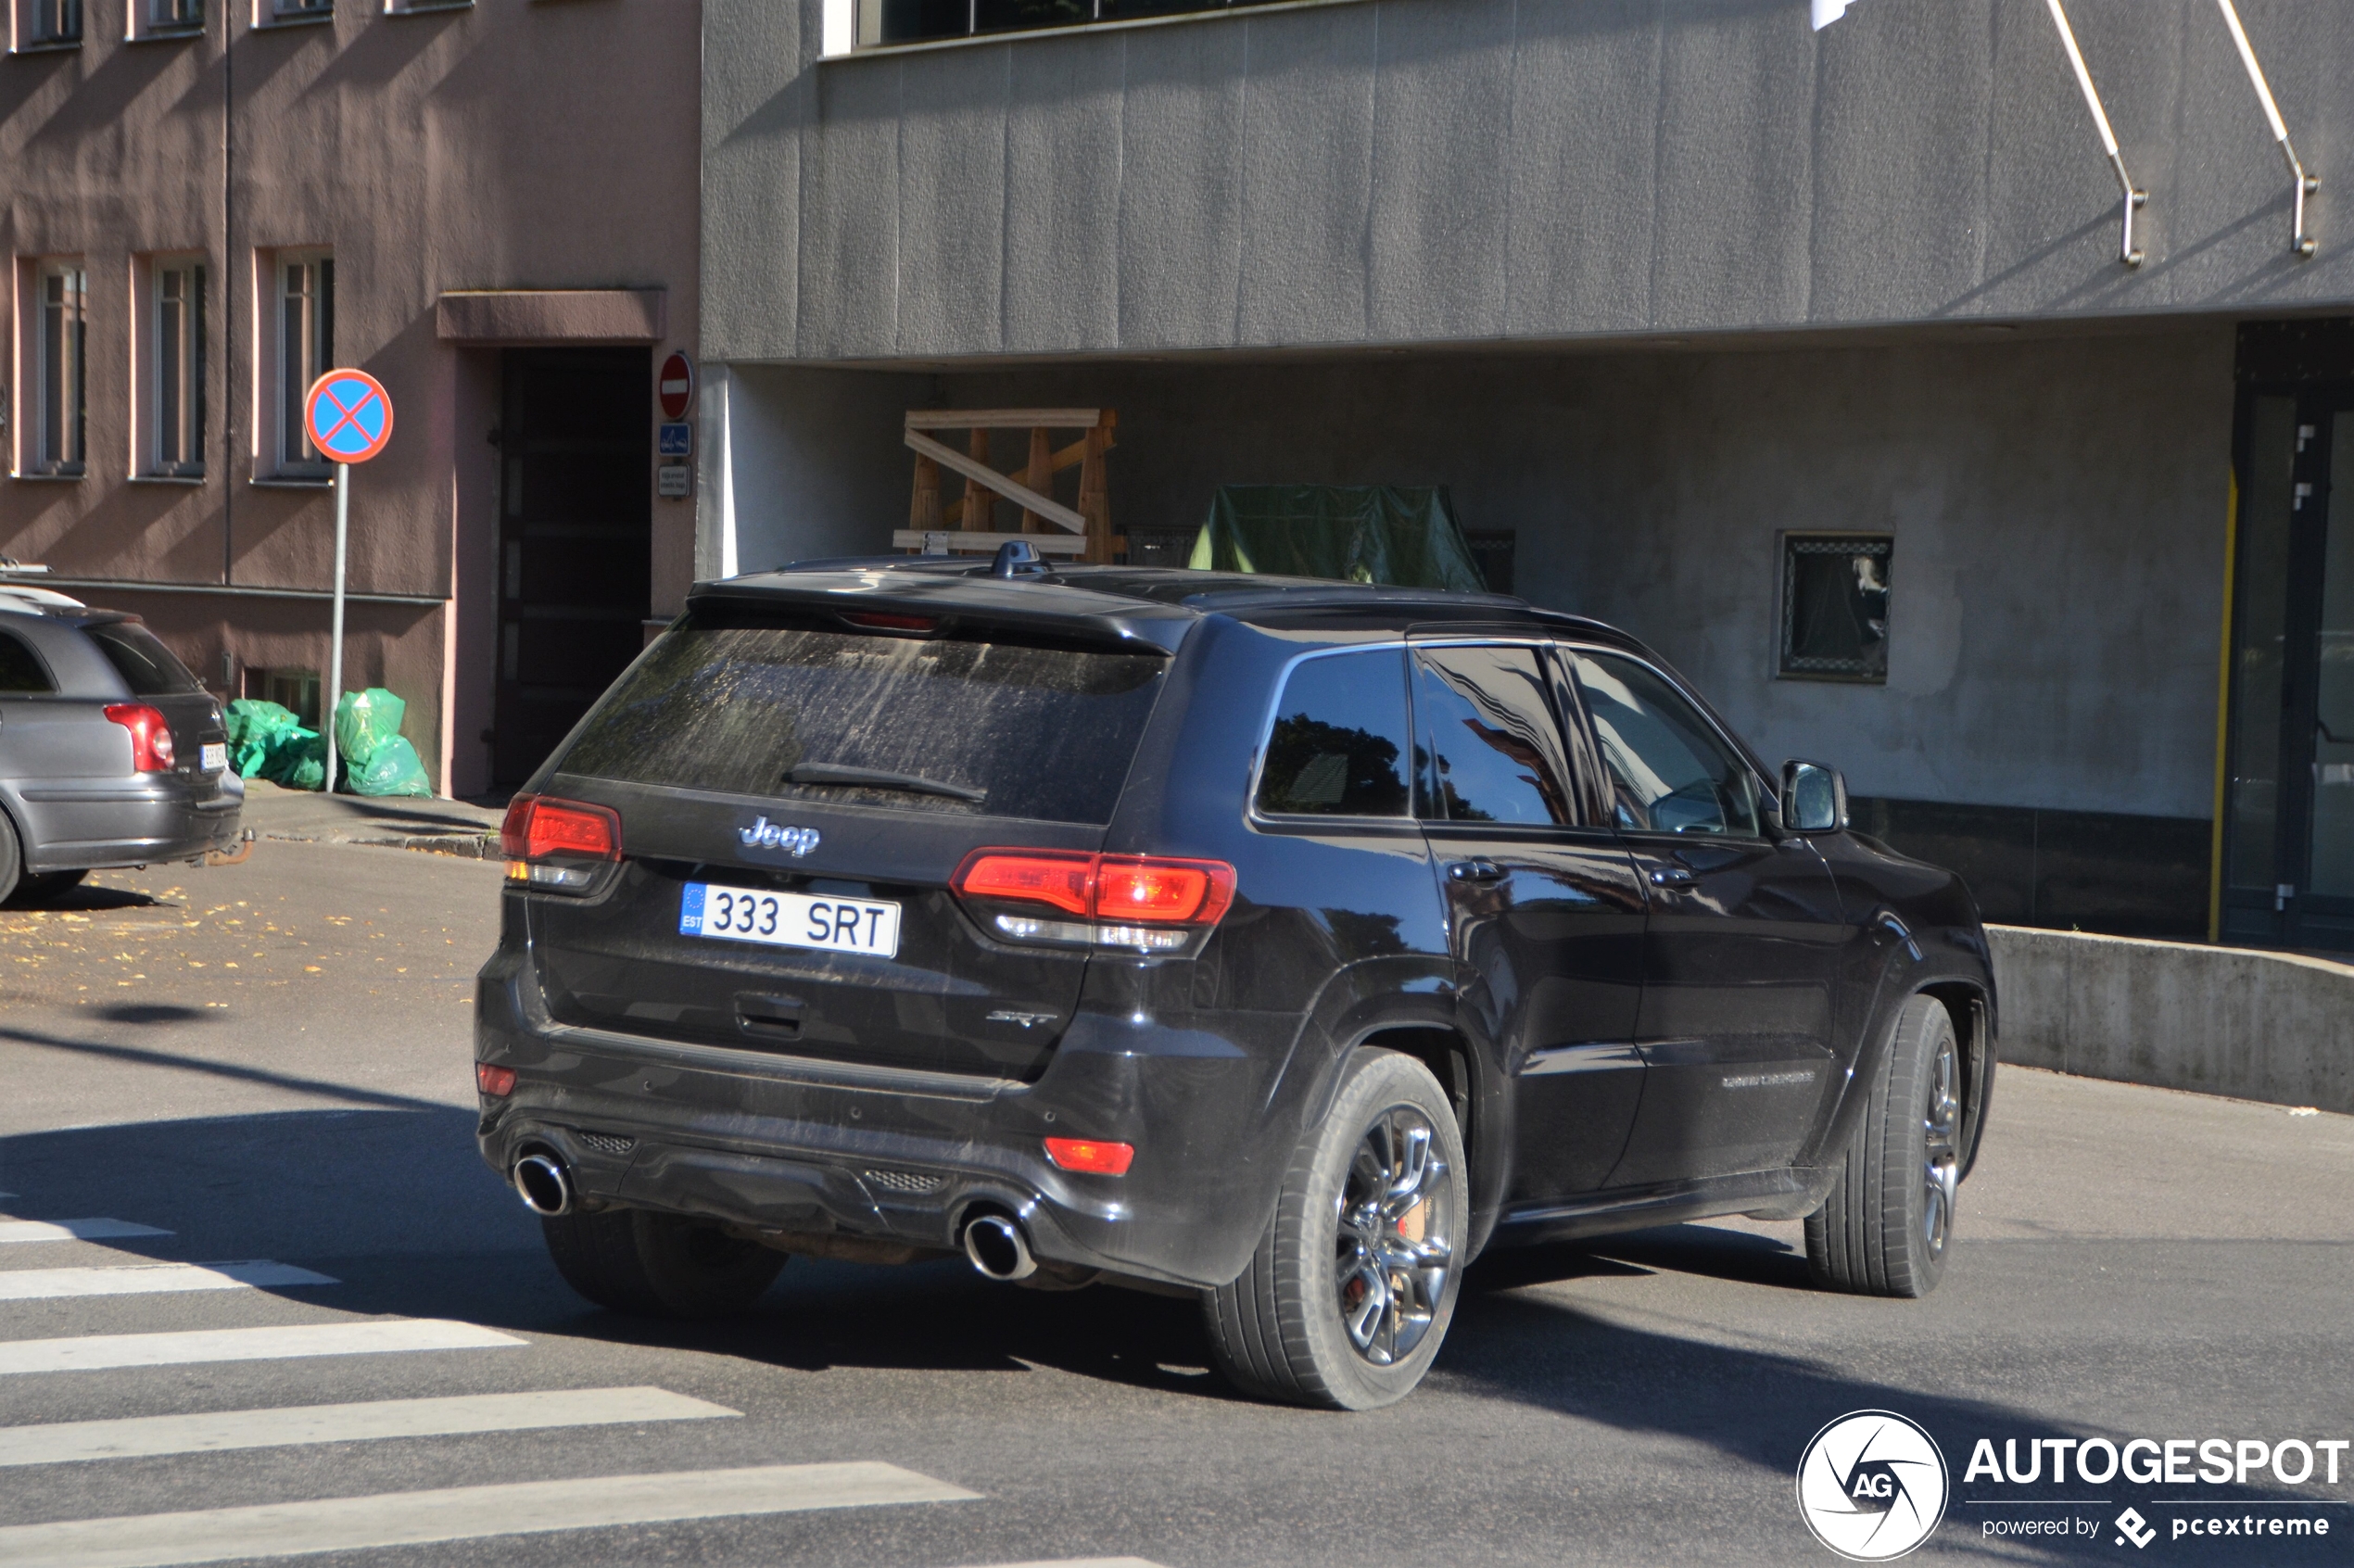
[785,762,987,804]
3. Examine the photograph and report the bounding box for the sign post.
[302,370,395,793]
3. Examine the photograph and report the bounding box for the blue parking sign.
[659,423,692,458]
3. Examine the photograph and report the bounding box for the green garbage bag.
[334,689,407,770]
[348,735,434,798]
[258,727,326,792]
[224,700,302,779]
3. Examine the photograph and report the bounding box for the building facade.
[695,0,2354,951]
[2,0,701,799]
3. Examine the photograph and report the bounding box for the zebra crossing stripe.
[0,1262,335,1301]
[0,1461,980,1568]
[0,1386,739,1468]
[0,1319,525,1376]
[0,1220,171,1246]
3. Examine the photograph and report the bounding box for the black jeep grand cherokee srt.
[476,557,1995,1410]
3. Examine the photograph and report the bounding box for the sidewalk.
[236,780,510,858]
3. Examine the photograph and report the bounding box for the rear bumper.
[17,783,242,872]
[473,942,1298,1291]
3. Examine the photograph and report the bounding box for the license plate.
[200,742,227,774]
[679,883,901,958]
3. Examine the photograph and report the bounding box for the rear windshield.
[553,615,1169,824]
[85,623,201,695]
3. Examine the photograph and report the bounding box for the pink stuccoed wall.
[0,0,701,798]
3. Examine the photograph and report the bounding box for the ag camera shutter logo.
[1797,1410,1951,1561]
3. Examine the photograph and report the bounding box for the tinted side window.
[0,632,55,693]
[1564,650,1761,838]
[85,622,201,694]
[1411,645,1576,827]
[1256,649,1411,817]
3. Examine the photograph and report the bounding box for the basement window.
[856,0,1294,49]
[1779,534,1892,683]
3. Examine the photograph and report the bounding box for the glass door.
[2223,388,2354,951]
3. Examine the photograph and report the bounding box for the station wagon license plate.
[679,882,900,958]
[200,742,227,773]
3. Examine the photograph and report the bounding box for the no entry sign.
[659,352,694,421]
[304,370,394,464]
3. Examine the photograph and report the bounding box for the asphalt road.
[0,841,2348,1567]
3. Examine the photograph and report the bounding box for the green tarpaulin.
[1185,485,1488,592]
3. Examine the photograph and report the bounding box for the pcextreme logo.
[1797,1410,1952,1562]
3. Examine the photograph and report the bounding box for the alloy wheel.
[1334,1106,1454,1366]
[1921,1034,1961,1258]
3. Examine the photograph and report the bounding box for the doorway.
[2221,387,2354,952]
[493,348,652,789]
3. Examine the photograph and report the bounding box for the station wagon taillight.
[501,795,623,892]
[953,849,1235,953]
[104,704,176,772]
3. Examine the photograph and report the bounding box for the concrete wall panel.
[1003,34,1126,355]
[1115,22,1248,348]
[893,47,1010,356]
[1501,1,1661,336]
[1365,0,1512,343]
[1233,6,1379,347]
[705,0,2354,362]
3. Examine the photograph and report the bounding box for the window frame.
[266,248,334,479]
[30,259,88,479]
[1246,641,1418,826]
[143,254,209,480]
[1407,639,1587,830]
[13,0,83,48]
[130,0,204,39]
[1777,529,1894,685]
[1553,640,1780,842]
[257,0,332,25]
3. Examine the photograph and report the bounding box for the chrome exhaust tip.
[961,1212,1036,1281]
[513,1152,573,1218]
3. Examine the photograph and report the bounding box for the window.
[153,260,207,477]
[1255,649,1411,818]
[276,253,333,474]
[554,613,1170,826]
[1780,533,1892,682]
[0,631,55,693]
[147,0,202,31]
[1411,645,1576,827]
[1565,650,1761,838]
[19,0,82,44]
[35,262,87,476]
[87,621,202,695]
[267,0,330,19]
[860,0,1288,49]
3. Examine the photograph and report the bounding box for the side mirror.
[1780,759,1848,834]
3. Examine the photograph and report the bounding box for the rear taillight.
[105,704,176,773]
[952,849,1236,953]
[501,794,623,893]
[476,1063,516,1098]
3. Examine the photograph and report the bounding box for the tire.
[1203,1050,1468,1410]
[1806,994,1961,1297]
[7,869,87,907]
[0,813,21,906]
[539,1206,786,1320]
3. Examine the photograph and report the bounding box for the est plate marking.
[679,883,900,958]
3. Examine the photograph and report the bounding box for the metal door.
[493,348,653,789]
[2222,390,2354,951]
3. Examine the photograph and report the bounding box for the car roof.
[693,559,1642,652]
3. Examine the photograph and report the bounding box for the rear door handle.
[1647,866,1697,889]
[1447,858,1505,884]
